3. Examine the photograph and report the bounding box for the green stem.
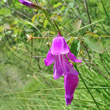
[43,10,58,32]
[75,65,100,110]
[22,1,58,33]
[83,0,93,32]
[40,5,59,32]
[100,0,109,18]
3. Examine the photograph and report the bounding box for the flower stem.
[43,10,58,32]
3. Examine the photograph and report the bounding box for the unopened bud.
[19,0,44,10]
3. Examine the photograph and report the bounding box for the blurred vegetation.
[0,0,110,110]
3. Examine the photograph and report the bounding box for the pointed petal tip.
[65,96,73,106]
[44,59,48,66]
[53,73,63,80]
[53,76,59,80]
[19,0,31,6]
[67,51,82,63]
[44,49,55,66]
[53,64,63,80]
[53,74,61,80]
[19,0,21,2]
[75,59,82,63]
[64,74,79,106]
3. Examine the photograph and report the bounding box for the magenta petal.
[19,0,32,7]
[67,51,82,63]
[53,64,63,80]
[53,55,63,80]
[51,36,69,55]
[44,49,55,66]
[63,55,79,75]
[19,0,37,9]
[64,74,79,106]
[53,55,79,80]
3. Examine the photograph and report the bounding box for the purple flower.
[19,0,33,8]
[44,32,82,105]
[44,32,82,80]
[64,74,79,106]
[19,0,42,9]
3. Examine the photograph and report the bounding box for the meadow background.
[0,0,110,110]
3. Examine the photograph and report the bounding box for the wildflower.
[64,72,79,106]
[44,32,81,105]
[19,0,32,8]
[44,32,82,79]
[19,0,43,10]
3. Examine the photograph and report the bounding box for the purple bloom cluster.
[44,32,82,106]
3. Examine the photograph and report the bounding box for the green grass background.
[0,0,110,110]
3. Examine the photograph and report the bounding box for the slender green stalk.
[75,65,101,110]
[94,7,109,34]
[99,54,110,75]
[83,0,93,32]
[100,0,109,18]
[43,9,58,32]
